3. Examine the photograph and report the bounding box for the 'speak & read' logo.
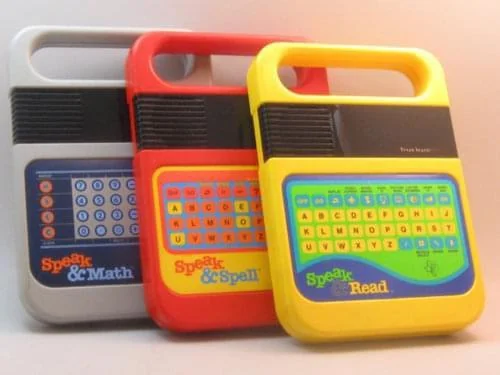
[306,267,390,296]
[40,252,134,282]
[175,256,260,286]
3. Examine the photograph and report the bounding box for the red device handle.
[125,31,329,102]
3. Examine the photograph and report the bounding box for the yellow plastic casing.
[247,42,485,342]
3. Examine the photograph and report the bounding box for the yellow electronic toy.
[247,43,485,342]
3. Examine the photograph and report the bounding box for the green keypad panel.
[284,175,470,283]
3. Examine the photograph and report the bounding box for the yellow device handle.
[248,42,450,113]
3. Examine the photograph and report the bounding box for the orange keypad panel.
[157,169,265,253]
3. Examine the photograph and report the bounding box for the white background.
[1,0,499,374]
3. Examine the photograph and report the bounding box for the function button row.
[165,184,260,200]
[295,192,452,208]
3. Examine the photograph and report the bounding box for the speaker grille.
[12,90,84,143]
[134,95,209,149]
[258,104,342,161]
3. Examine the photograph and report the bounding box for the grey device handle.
[9,25,210,88]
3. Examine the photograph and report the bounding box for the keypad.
[72,177,137,240]
[286,176,464,255]
[162,177,265,251]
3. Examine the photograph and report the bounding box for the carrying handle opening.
[126,32,329,95]
[9,26,194,88]
[250,42,449,108]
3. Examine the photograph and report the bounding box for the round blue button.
[74,180,87,192]
[78,225,90,238]
[392,193,405,205]
[360,194,374,206]
[377,194,390,206]
[94,209,106,221]
[75,195,88,207]
[112,224,125,236]
[111,209,123,221]
[129,223,139,236]
[93,194,105,207]
[128,208,138,220]
[127,193,136,205]
[76,210,89,222]
[126,178,135,190]
[95,225,107,237]
[109,179,121,191]
[110,194,122,206]
[92,179,104,191]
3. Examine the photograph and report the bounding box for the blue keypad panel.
[25,159,142,287]
[72,177,137,240]
[26,159,138,248]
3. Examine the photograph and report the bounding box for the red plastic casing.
[126,31,328,332]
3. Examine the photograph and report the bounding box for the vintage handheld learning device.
[247,43,485,342]
[126,32,327,331]
[9,26,208,324]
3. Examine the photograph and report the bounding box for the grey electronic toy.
[9,26,211,324]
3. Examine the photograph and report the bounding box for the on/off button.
[38,180,53,193]
[41,226,56,240]
[40,195,54,209]
[40,211,55,224]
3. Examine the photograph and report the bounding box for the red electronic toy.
[126,31,327,331]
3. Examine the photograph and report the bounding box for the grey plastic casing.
[9,26,212,324]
